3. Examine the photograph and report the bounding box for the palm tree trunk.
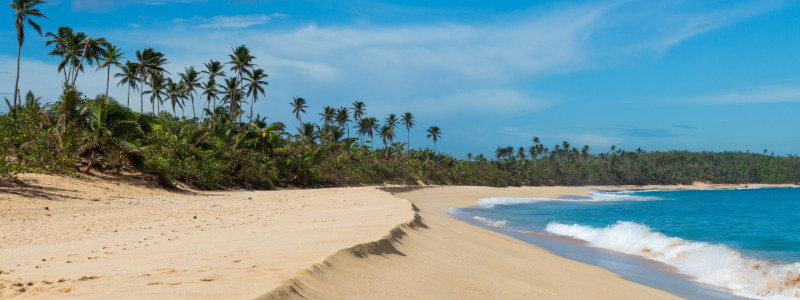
[140,75,145,114]
[72,44,89,86]
[127,83,131,108]
[407,128,410,159]
[14,42,21,108]
[105,67,111,101]
[191,94,196,119]
[250,94,255,121]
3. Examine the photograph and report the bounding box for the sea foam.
[475,192,658,208]
[546,221,800,299]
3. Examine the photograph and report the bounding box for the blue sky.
[3,0,800,158]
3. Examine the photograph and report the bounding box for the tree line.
[4,0,799,189]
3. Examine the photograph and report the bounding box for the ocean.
[451,187,800,300]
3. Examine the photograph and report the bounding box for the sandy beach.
[1,175,783,299]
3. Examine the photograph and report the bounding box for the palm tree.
[178,66,202,119]
[74,96,145,173]
[226,45,256,123]
[134,48,168,114]
[115,61,139,108]
[11,0,48,108]
[335,107,350,138]
[291,97,308,126]
[71,36,108,87]
[401,112,415,157]
[143,75,167,116]
[244,68,268,121]
[59,30,87,86]
[319,106,336,125]
[378,125,395,155]
[96,44,124,102]
[296,122,317,145]
[201,60,225,80]
[352,101,365,144]
[385,114,398,131]
[363,117,379,151]
[164,79,186,116]
[45,26,71,83]
[200,78,219,118]
[352,101,365,121]
[426,126,442,152]
[220,77,242,122]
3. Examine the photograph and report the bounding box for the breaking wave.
[546,221,800,299]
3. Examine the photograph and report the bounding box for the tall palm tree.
[115,61,139,108]
[201,60,225,80]
[244,68,268,121]
[143,75,167,116]
[378,125,395,155]
[96,44,124,102]
[71,36,108,87]
[426,126,442,152]
[220,77,241,122]
[352,101,365,144]
[226,45,256,123]
[178,66,202,119]
[335,107,350,139]
[319,106,336,125]
[164,79,185,116]
[385,114,398,131]
[352,101,365,121]
[291,97,308,126]
[401,112,415,157]
[45,26,71,83]
[134,48,168,114]
[363,117,379,151]
[58,29,87,85]
[11,0,48,108]
[200,78,219,118]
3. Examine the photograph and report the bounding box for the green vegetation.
[4,3,800,189]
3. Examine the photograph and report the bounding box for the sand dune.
[3,175,750,299]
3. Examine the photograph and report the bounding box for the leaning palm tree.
[200,78,219,118]
[178,66,202,119]
[319,106,336,125]
[164,79,186,116]
[401,112,415,157]
[426,126,442,152]
[71,36,108,87]
[244,68,268,121]
[11,0,48,108]
[291,97,308,126]
[96,44,124,101]
[115,61,139,108]
[226,45,256,123]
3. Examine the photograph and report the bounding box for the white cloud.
[70,0,209,12]
[195,14,287,29]
[682,86,800,104]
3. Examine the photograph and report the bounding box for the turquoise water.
[452,187,800,299]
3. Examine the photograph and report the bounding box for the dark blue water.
[452,187,800,299]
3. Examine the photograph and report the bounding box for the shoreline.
[2,176,790,299]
